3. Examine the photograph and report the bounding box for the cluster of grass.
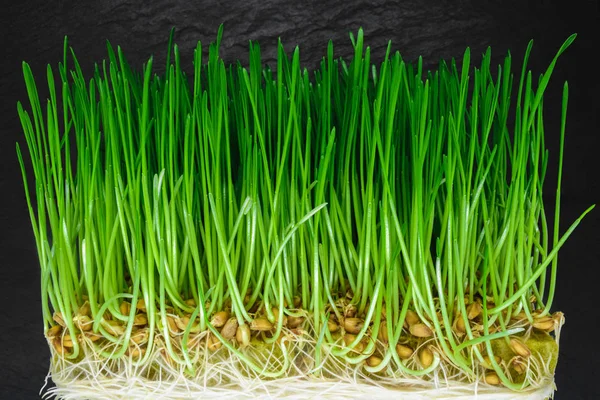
[17,26,593,396]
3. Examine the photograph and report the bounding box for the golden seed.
[136,299,147,312]
[174,315,190,331]
[236,324,251,347]
[484,372,501,385]
[250,318,273,331]
[211,311,229,328]
[454,315,466,333]
[128,346,146,358]
[130,328,149,345]
[467,302,482,320]
[345,304,357,318]
[185,299,196,307]
[343,334,365,353]
[396,343,414,360]
[512,357,526,374]
[74,315,93,331]
[46,325,62,339]
[120,301,131,316]
[378,321,389,343]
[78,301,91,317]
[293,296,302,308]
[381,308,387,321]
[62,335,74,348]
[405,310,420,327]
[104,320,125,336]
[532,316,555,332]
[207,334,222,351]
[186,333,203,349]
[52,337,65,355]
[134,313,148,326]
[221,318,239,339]
[509,338,531,358]
[53,311,66,327]
[328,320,340,333]
[288,315,304,329]
[344,317,364,334]
[366,355,382,367]
[272,308,288,327]
[84,332,102,342]
[481,354,501,369]
[410,323,433,338]
[419,347,433,368]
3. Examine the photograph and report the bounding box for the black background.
[1,1,598,399]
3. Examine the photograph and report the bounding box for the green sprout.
[16,26,593,399]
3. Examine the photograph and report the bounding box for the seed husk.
[52,337,65,355]
[134,313,148,326]
[419,346,433,368]
[288,315,304,329]
[53,311,66,327]
[396,343,414,359]
[343,334,365,353]
[221,318,239,339]
[454,315,466,334]
[378,321,389,343]
[366,355,382,367]
[272,307,288,327]
[293,296,302,308]
[345,304,357,318]
[467,302,482,320]
[84,331,103,342]
[236,324,251,347]
[46,325,62,339]
[512,357,527,374]
[509,338,531,358]
[166,316,179,335]
[410,323,433,338]
[103,320,124,336]
[344,317,364,334]
[251,318,273,331]
[62,335,75,347]
[128,346,146,358]
[211,311,229,328]
[484,372,501,385]
[532,316,555,332]
[184,299,196,307]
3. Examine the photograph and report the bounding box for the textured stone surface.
[1,1,598,398]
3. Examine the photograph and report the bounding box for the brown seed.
[186,333,203,349]
[378,321,389,343]
[174,316,190,331]
[328,320,340,332]
[381,308,387,321]
[84,332,103,342]
[136,298,147,312]
[410,323,433,338]
[120,301,131,316]
[484,372,501,385]
[236,324,251,347]
[467,302,482,320]
[509,338,531,358]
[512,357,527,374]
[53,311,66,327]
[46,325,62,339]
[78,301,91,317]
[345,304,357,318]
[288,315,304,329]
[553,311,565,325]
[405,310,420,327]
[134,313,148,326]
[250,318,273,331]
[419,347,434,368]
[207,334,222,351]
[130,328,149,345]
[211,311,229,328]
[52,337,65,355]
[532,316,555,332]
[221,318,239,339]
[344,318,364,334]
[396,343,414,360]
[366,355,382,367]
[74,315,93,331]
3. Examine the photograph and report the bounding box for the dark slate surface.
[1,1,598,399]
